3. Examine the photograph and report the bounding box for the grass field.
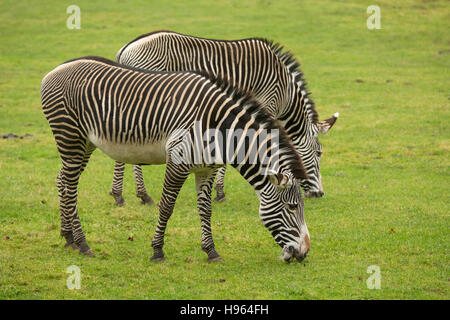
[0,0,448,300]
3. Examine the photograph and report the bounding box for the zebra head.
[298,112,339,198]
[259,170,310,262]
[283,74,339,198]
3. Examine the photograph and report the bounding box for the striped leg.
[214,165,227,202]
[57,169,74,248]
[58,142,95,250]
[58,141,95,256]
[150,163,190,262]
[133,165,154,205]
[195,168,221,262]
[110,161,125,206]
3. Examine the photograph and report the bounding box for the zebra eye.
[317,151,322,157]
[286,203,297,211]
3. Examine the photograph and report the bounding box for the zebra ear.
[268,171,293,189]
[317,112,339,134]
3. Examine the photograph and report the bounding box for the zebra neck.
[230,163,274,192]
[179,117,289,192]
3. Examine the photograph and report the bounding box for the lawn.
[0,0,448,299]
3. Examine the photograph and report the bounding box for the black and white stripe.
[41,57,310,261]
[112,30,338,204]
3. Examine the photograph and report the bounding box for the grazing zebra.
[109,30,338,205]
[41,56,311,262]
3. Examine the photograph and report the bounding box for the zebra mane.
[194,70,308,180]
[257,38,319,124]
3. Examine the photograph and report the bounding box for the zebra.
[41,56,311,262]
[109,30,338,205]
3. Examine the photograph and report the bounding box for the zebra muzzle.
[282,245,307,263]
[281,245,296,263]
[305,190,324,198]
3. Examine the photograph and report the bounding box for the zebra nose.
[294,248,308,262]
[295,252,307,262]
[293,233,310,262]
[305,190,324,198]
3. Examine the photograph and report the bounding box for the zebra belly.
[88,134,167,165]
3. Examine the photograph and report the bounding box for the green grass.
[0,0,448,299]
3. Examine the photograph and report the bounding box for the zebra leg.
[214,165,227,202]
[58,141,96,257]
[133,165,154,205]
[110,161,125,206]
[150,163,189,262]
[58,142,95,251]
[57,169,77,250]
[195,169,222,262]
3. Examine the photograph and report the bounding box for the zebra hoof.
[150,248,165,262]
[62,232,79,250]
[80,249,96,257]
[139,193,154,205]
[79,242,95,257]
[207,256,222,263]
[206,248,222,262]
[64,242,79,250]
[110,191,125,206]
[214,194,226,202]
[150,256,166,262]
